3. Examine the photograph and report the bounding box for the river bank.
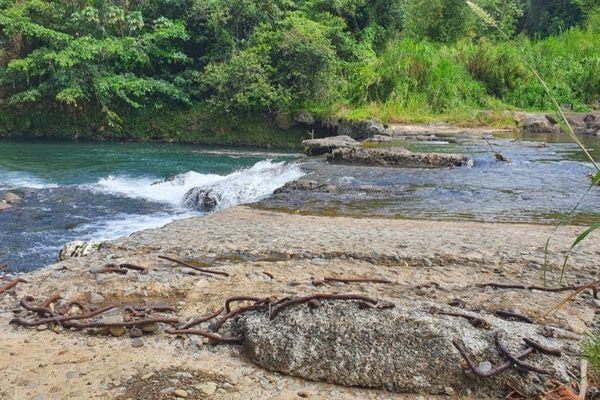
[0,206,599,399]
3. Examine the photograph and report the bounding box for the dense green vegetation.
[0,0,599,143]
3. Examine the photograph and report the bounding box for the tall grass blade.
[559,223,600,283]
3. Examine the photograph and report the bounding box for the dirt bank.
[1,207,599,399]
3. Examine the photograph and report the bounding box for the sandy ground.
[1,206,599,399]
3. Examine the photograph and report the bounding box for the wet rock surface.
[302,135,359,156]
[327,147,473,168]
[239,301,578,396]
[183,187,221,212]
[58,240,103,261]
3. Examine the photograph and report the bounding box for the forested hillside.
[0,0,598,142]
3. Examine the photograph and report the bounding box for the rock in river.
[183,187,221,212]
[327,147,472,168]
[237,300,578,397]
[58,240,103,261]
[302,136,359,156]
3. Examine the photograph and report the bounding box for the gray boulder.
[302,136,359,156]
[58,240,102,261]
[327,147,473,168]
[183,187,221,212]
[566,112,600,136]
[238,300,578,397]
[516,113,561,134]
[337,119,388,140]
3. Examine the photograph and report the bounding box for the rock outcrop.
[302,136,359,156]
[566,112,600,136]
[58,240,103,261]
[238,300,579,397]
[516,113,561,134]
[327,147,473,168]
[515,112,600,136]
[183,187,221,212]
[336,119,388,140]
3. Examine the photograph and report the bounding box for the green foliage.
[0,0,599,139]
[583,335,600,378]
[400,0,471,43]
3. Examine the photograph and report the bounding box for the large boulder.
[337,119,388,140]
[183,187,221,212]
[302,136,359,156]
[515,113,561,134]
[238,300,579,397]
[58,240,103,261]
[327,147,473,168]
[2,191,21,204]
[565,112,600,136]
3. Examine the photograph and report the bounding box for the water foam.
[89,160,304,210]
[0,170,59,190]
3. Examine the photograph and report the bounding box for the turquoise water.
[0,140,303,272]
[2,135,600,273]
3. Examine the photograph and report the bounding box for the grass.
[583,336,600,378]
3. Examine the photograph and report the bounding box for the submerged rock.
[238,300,578,397]
[302,136,359,156]
[2,191,22,204]
[327,147,472,168]
[0,202,11,211]
[58,240,103,261]
[183,187,221,212]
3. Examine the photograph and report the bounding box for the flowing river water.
[1,133,599,272]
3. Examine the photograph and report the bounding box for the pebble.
[174,372,193,379]
[86,339,95,347]
[444,386,455,396]
[129,328,143,338]
[478,361,492,373]
[196,382,217,395]
[180,268,198,275]
[297,392,308,398]
[130,338,144,348]
[174,389,189,398]
[140,323,159,333]
[141,372,154,380]
[89,292,105,304]
[36,324,48,331]
[160,387,174,394]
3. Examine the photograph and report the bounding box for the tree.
[0,0,191,128]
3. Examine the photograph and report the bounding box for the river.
[1,133,599,272]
